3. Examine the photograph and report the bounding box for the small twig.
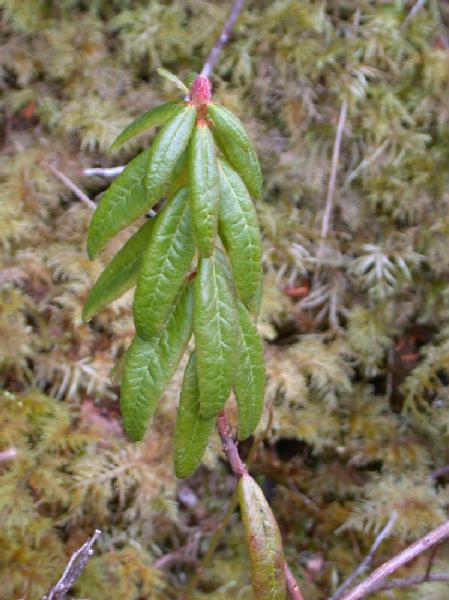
[42,529,101,600]
[313,98,348,286]
[329,512,397,600]
[216,411,304,600]
[321,98,348,242]
[285,562,305,600]
[217,410,247,478]
[83,166,125,177]
[371,572,449,593]
[47,163,96,210]
[0,447,17,462]
[201,0,244,78]
[401,0,426,31]
[181,408,273,600]
[340,519,449,600]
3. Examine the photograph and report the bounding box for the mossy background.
[2,1,449,598]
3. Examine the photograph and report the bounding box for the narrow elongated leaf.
[208,103,262,199]
[145,103,196,198]
[235,302,265,440]
[218,158,263,313]
[239,474,286,600]
[87,105,196,259]
[133,187,195,339]
[110,101,182,151]
[120,284,193,441]
[157,68,189,94]
[194,252,237,419]
[83,219,154,322]
[87,148,152,259]
[174,352,215,478]
[189,123,221,256]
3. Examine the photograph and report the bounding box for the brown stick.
[42,529,101,600]
[340,519,449,600]
[217,411,304,600]
[47,163,96,210]
[201,0,244,78]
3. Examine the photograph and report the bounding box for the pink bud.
[189,75,212,107]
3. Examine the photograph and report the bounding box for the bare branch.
[181,408,273,600]
[42,529,101,600]
[201,0,244,78]
[47,163,96,210]
[340,519,449,600]
[329,512,397,600]
[216,411,304,600]
[83,166,125,177]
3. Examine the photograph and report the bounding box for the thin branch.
[0,447,18,462]
[217,409,247,478]
[321,98,348,241]
[201,0,244,78]
[329,511,397,600]
[42,529,101,600]
[401,0,426,31]
[47,163,96,210]
[83,166,125,177]
[371,572,449,593]
[340,519,449,600]
[285,562,305,600]
[313,97,348,287]
[181,408,273,600]
[216,411,304,600]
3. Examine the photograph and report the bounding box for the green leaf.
[239,474,286,600]
[174,352,215,478]
[87,104,196,259]
[235,301,265,440]
[87,148,152,259]
[157,68,189,94]
[110,100,182,152]
[218,158,263,313]
[145,103,197,202]
[133,187,195,339]
[194,252,237,419]
[208,103,262,199]
[83,219,154,322]
[120,284,193,441]
[189,123,221,256]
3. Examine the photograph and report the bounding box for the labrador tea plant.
[84,73,287,599]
